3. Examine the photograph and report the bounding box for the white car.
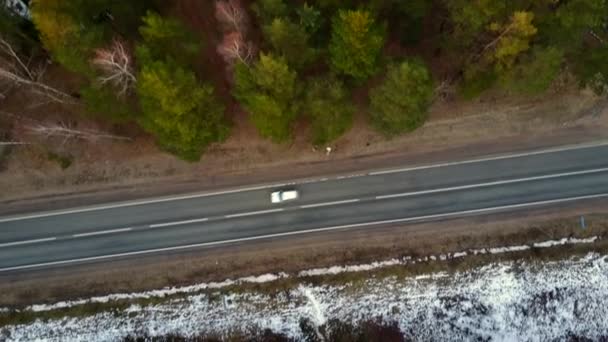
[270,189,299,203]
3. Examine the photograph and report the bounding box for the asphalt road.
[1,142,608,272]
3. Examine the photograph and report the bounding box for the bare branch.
[0,141,30,145]
[91,39,136,97]
[217,32,255,68]
[0,36,76,104]
[215,0,248,34]
[0,37,34,80]
[0,67,76,103]
[590,30,606,45]
[26,122,132,143]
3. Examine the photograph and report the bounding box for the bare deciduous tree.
[0,110,132,148]
[217,32,255,68]
[0,36,75,104]
[26,121,132,145]
[215,0,248,34]
[91,39,136,97]
[0,141,30,145]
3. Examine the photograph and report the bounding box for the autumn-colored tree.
[31,0,156,75]
[486,11,537,72]
[233,53,298,142]
[30,0,100,74]
[329,10,385,81]
[369,60,433,136]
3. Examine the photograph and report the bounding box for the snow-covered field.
[2,250,608,341]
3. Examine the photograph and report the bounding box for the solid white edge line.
[2,140,608,223]
[225,208,284,218]
[0,237,57,248]
[149,218,209,228]
[368,140,608,176]
[375,167,608,200]
[2,192,608,272]
[300,199,361,208]
[72,227,133,238]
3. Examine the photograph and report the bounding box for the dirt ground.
[0,199,607,308]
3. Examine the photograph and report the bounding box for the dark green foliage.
[135,12,227,161]
[538,0,607,49]
[233,54,298,142]
[369,60,434,136]
[47,152,73,169]
[138,11,201,67]
[251,0,288,25]
[500,46,563,95]
[460,67,498,99]
[80,85,137,123]
[304,75,355,145]
[264,17,317,69]
[329,9,386,81]
[136,57,228,161]
[368,0,431,44]
[0,6,40,54]
[297,2,322,35]
[572,45,608,95]
[30,0,157,76]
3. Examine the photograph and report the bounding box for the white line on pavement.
[300,199,361,208]
[0,237,57,248]
[72,227,133,238]
[2,192,607,272]
[2,140,608,223]
[375,167,608,200]
[224,208,284,218]
[368,140,608,176]
[149,218,209,228]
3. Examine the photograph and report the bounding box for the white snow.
[5,236,600,314]
[3,253,608,341]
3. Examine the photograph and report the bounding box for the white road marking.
[1,192,607,272]
[1,140,608,223]
[368,140,608,176]
[224,208,284,218]
[300,199,360,208]
[375,167,608,200]
[0,237,57,248]
[149,218,209,228]
[72,227,133,238]
[0,184,288,223]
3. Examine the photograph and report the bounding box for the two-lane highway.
[1,142,608,272]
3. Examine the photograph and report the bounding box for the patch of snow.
[3,254,608,341]
[5,236,600,314]
[533,236,597,248]
[26,272,289,313]
[453,251,468,258]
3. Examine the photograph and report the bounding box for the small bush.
[47,152,73,170]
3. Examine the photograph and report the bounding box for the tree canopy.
[369,60,433,136]
[136,56,228,161]
[304,76,354,145]
[233,53,298,142]
[329,9,385,81]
